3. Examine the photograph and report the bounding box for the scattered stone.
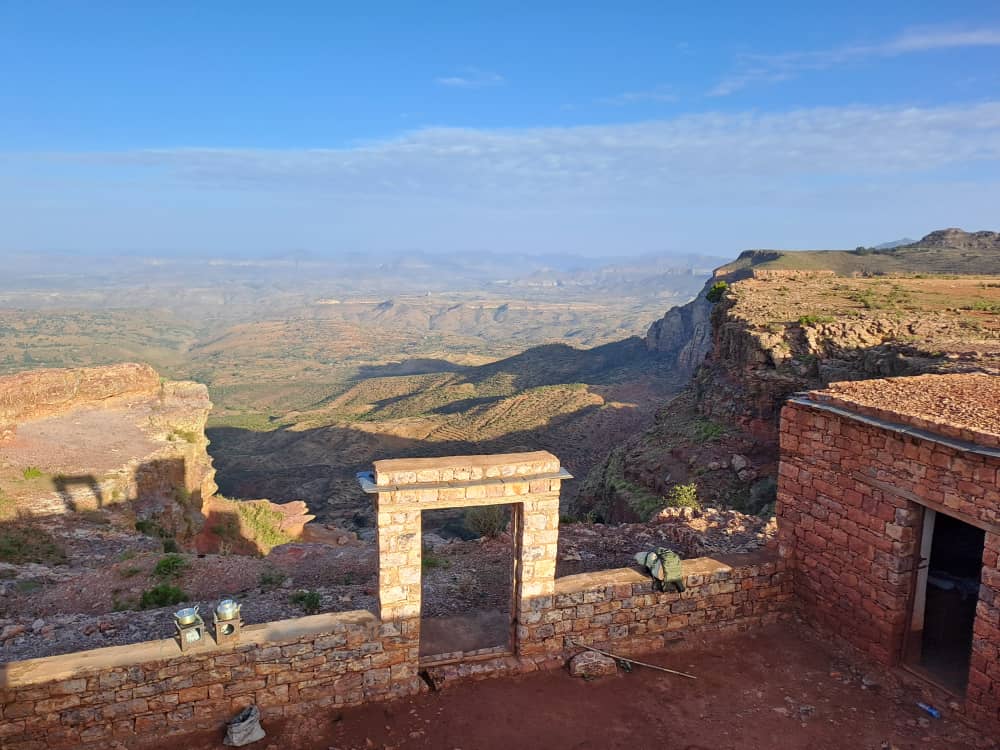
[568,650,618,679]
[1,624,26,641]
[731,454,749,472]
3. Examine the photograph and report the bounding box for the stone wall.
[0,611,418,750]
[0,552,788,749]
[777,398,1000,729]
[521,551,789,657]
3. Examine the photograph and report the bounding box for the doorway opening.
[418,504,517,664]
[905,508,985,694]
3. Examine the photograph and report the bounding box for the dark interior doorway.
[418,504,516,663]
[906,509,985,694]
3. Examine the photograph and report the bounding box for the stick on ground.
[571,641,697,680]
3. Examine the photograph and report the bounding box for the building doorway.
[905,508,985,693]
[418,504,517,664]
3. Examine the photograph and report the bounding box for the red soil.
[148,623,993,750]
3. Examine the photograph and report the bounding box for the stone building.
[777,373,1000,728]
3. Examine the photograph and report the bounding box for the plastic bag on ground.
[223,705,266,747]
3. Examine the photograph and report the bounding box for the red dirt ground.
[148,623,994,750]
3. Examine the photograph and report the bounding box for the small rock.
[31,618,45,632]
[861,673,880,690]
[1,624,27,640]
[731,454,749,472]
[568,650,618,679]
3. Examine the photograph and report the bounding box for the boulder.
[569,650,618,679]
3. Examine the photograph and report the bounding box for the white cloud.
[75,102,1000,199]
[434,68,505,88]
[597,86,678,105]
[710,26,1000,96]
[8,102,1000,255]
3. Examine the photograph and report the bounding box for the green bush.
[464,505,509,538]
[0,525,67,565]
[290,590,322,614]
[21,466,44,480]
[259,567,285,589]
[705,281,728,303]
[422,549,450,570]
[152,553,187,579]
[234,501,294,552]
[691,419,724,442]
[139,583,187,609]
[797,314,835,326]
[666,483,700,509]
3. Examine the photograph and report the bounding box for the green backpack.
[634,548,686,593]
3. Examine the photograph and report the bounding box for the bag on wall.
[223,705,266,747]
[634,547,686,593]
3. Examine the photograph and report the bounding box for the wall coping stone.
[357,468,572,494]
[554,550,779,595]
[789,396,1000,460]
[0,609,378,687]
[373,451,558,473]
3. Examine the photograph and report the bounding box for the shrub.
[705,281,728,303]
[161,538,180,553]
[21,466,44,480]
[464,505,509,538]
[140,584,187,609]
[259,567,285,589]
[234,501,293,553]
[666,483,700,510]
[422,549,450,570]
[0,525,67,565]
[152,553,187,579]
[692,419,724,442]
[0,488,14,521]
[290,590,322,614]
[168,429,200,444]
[797,314,835,326]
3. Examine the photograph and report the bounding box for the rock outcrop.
[903,228,1000,252]
[0,363,160,443]
[0,363,216,542]
[584,270,1000,523]
[644,287,714,377]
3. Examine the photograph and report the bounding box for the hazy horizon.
[2,2,999,258]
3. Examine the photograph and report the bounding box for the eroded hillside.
[582,270,1000,523]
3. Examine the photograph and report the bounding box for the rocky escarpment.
[644,289,714,377]
[583,272,1000,523]
[695,276,1000,443]
[901,227,1000,252]
[0,362,161,444]
[0,363,218,541]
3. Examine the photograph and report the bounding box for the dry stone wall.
[777,399,1000,730]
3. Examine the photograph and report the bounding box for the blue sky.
[2,1,999,258]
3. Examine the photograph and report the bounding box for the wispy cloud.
[434,68,505,88]
[597,85,678,105]
[9,102,1000,254]
[64,102,1000,198]
[710,26,1000,96]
